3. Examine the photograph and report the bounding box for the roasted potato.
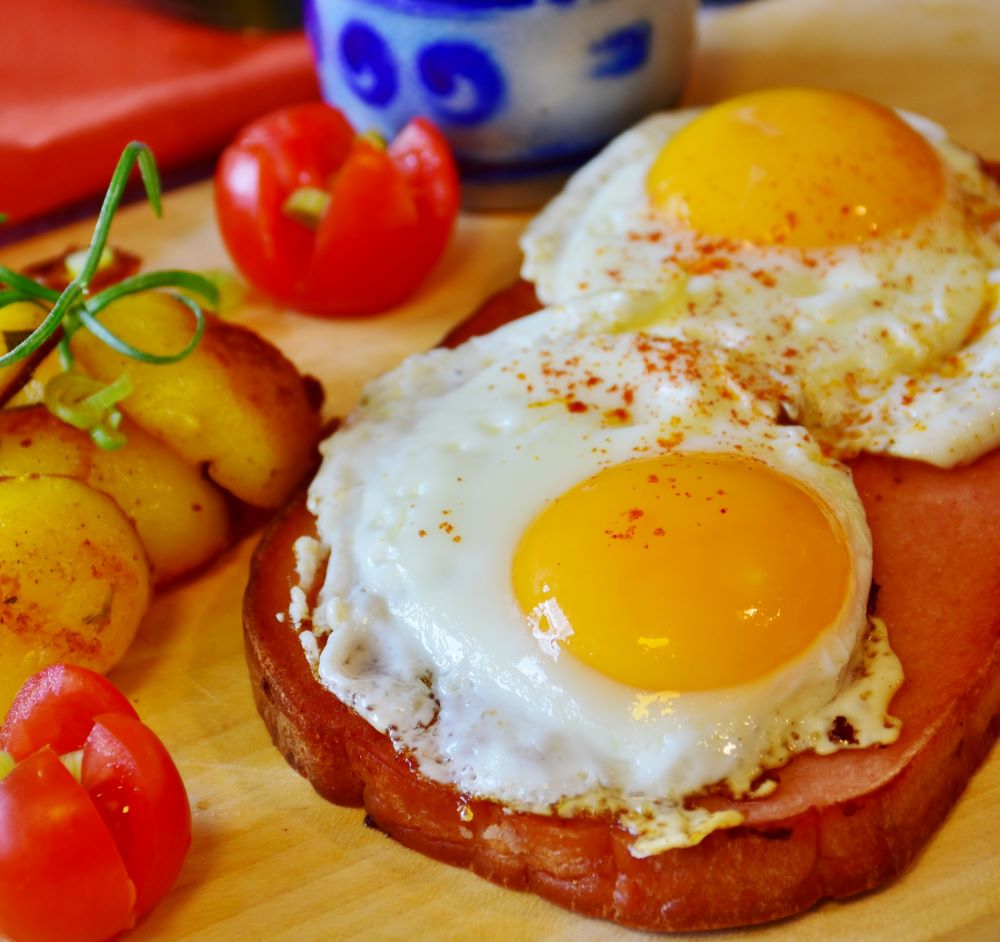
[5,338,61,408]
[0,300,51,405]
[0,475,151,709]
[0,406,232,585]
[70,291,321,508]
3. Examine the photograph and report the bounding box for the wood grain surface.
[4,0,1000,939]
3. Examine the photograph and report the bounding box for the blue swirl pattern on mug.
[417,41,506,126]
[589,21,651,77]
[306,0,696,200]
[334,19,643,129]
[339,20,398,106]
[353,0,583,11]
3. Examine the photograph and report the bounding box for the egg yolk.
[512,453,853,692]
[646,87,944,248]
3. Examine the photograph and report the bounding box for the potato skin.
[0,406,232,585]
[70,292,321,509]
[0,476,151,710]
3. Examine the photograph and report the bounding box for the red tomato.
[0,663,138,761]
[214,103,460,317]
[0,667,191,942]
[0,750,134,942]
[83,713,191,919]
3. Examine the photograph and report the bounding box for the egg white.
[296,293,901,854]
[521,108,1000,466]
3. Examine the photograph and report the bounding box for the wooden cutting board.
[4,0,1000,939]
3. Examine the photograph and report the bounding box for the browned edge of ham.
[242,281,1000,932]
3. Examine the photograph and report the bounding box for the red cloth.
[0,0,320,224]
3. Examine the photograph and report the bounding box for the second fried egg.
[521,88,1000,466]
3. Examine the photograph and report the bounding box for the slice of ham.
[242,281,1000,930]
[243,449,1000,931]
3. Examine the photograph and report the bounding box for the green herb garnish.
[59,749,84,784]
[0,142,218,449]
[44,371,133,450]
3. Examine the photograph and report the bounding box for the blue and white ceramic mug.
[305,0,697,208]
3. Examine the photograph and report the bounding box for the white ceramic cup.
[305,0,698,208]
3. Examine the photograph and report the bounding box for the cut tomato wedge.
[82,712,192,919]
[0,663,138,761]
[0,666,191,942]
[0,748,135,942]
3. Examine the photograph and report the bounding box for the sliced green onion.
[44,371,134,449]
[359,128,388,149]
[45,371,133,422]
[91,422,127,450]
[0,751,14,782]
[0,142,213,448]
[282,186,330,229]
[59,749,84,783]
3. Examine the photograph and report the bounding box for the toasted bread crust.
[244,447,1000,931]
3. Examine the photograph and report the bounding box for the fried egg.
[295,294,901,855]
[520,88,1000,466]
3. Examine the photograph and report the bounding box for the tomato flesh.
[82,713,192,919]
[0,667,191,942]
[0,749,135,942]
[215,103,460,317]
[389,117,460,261]
[0,664,137,762]
[310,136,425,311]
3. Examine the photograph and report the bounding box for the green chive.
[0,143,214,449]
